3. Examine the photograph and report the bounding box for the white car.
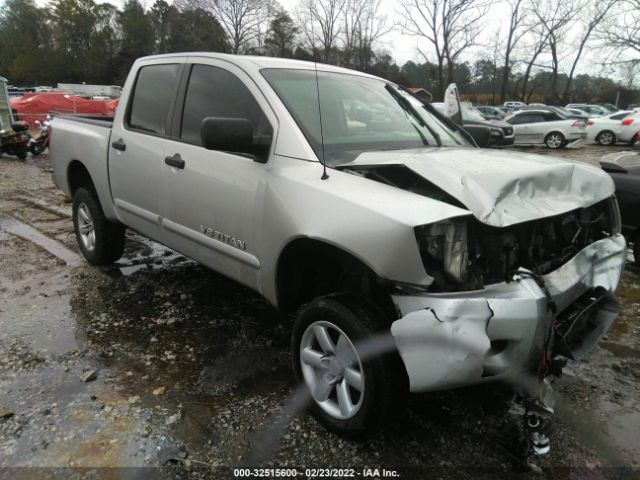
[505,109,587,148]
[617,113,640,144]
[504,101,526,110]
[586,111,634,146]
[565,104,608,117]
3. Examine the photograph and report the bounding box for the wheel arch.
[67,160,96,195]
[66,159,119,221]
[275,237,397,319]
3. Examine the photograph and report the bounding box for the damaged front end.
[390,196,625,393]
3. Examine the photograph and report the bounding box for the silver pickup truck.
[51,53,625,438]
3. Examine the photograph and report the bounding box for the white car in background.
[504,101,526,110]
[505,109,587,148]
[586,111,634,146]
[617,113,640,145]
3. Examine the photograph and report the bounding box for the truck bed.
[50,115,118,220]
[57,115,114,128]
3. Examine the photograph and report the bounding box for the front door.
[159,60,276,291]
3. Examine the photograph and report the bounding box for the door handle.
[165,153,185,169]
[111,139,126,151]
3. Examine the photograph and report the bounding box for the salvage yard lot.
[0,144,639,478]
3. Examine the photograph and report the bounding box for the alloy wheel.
[299,320,365,420]
[77,203,96,251]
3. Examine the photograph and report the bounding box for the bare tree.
[499,0,531,102]
[296,0,346,63]
[184,0,273,54]
[599,0,640,74]
[518,26,550,100]
[342,0,391,69]
[396,0,490,97]
[562,0,617,101]
[530,0,581,102]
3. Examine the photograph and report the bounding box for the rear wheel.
[72,187,125,265]
[292,294,406,438]
[596,130,616,146]
[544,132,565,149]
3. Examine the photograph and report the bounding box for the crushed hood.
[341,147,615,227]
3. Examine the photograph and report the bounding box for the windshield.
[262,69,465,165]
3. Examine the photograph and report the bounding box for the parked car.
[504,101,526,110]
[522,105,589,122]
[616,113,640,145]
[600,149,640,265]
[586,111,634,146]
[568,108,590,116]
[599,103,619,113]
[49,53,625,437]
[627,103,640,110]
[505,109,587,148]
[431,102,514,146]
[529,102,546,107]
[565,104,608,116]
[475,105,504,120]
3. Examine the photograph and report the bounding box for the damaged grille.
[417,198,618,292]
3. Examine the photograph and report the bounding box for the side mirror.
[463,124,496,148]
[201,117,270,162]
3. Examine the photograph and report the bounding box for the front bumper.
[390,235,626,393]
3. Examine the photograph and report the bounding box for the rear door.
[159,59,276,291]
[110,60,186,240]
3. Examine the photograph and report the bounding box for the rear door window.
[127,64,180,135]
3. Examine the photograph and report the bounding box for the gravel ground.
[0,145,639,480]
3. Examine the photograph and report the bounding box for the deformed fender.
[390,299,494,392]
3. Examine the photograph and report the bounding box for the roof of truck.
[136,53,381,80]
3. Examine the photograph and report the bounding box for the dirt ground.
[0,144,639,480]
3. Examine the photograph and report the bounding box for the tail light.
[571,120,584,127]
[586,120,594,126]
[622,118,634,126]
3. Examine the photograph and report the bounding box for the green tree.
[265,8,298,57]
[149,0,177,53]
[166,8,229,53]
[117,0,154,82]
[0,0,53,84]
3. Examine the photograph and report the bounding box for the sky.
[34,0,633,83]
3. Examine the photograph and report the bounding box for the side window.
[611,113,628,120]
[509,114,528,125]
[544,112,560,121]
[180,64,271,146]
[127,64,180,135]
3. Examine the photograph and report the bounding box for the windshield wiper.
[386,84,442,147]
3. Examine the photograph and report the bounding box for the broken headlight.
[415,219,470,288]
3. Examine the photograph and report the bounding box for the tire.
[72,187,125,265]
[544,132,565,149]
[30,142,46,156]
[596,130,616,146]
[16,148,27,160]
[292,293,406,438]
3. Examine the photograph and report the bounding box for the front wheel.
[545,132,565,149]
[72,187,125,265]
[292,294,405,438]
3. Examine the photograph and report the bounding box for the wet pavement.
[0,145,639,479]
